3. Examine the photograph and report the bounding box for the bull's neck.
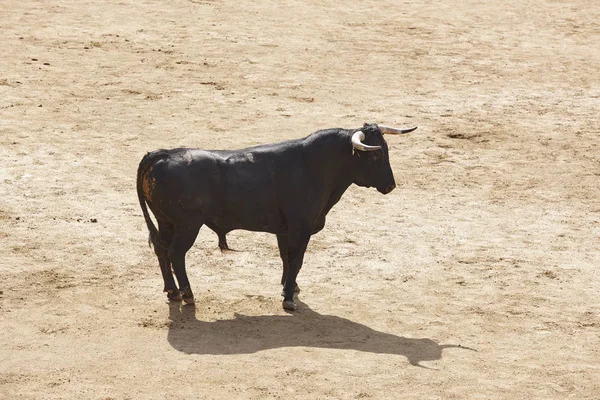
[303,131,356,208]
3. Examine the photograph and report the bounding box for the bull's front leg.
[282,227,311,311]
[277,234,301,295]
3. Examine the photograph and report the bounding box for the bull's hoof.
[166,290,182,301]
[282,300,297,311]
[180,287,195,305]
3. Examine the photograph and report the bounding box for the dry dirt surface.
[1,0,599,398]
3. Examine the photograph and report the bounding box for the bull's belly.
[207,210,326,236]
[207,205,285,235]
[207,218,284,235]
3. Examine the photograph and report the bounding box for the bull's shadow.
[167,301,473,367]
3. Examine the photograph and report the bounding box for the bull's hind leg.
[156,220,180,301]
[169,224,201,305]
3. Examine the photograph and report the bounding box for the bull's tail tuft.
[137,152,160,250]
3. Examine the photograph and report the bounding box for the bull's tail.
[137,152,160,250]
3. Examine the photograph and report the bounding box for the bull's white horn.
[351,131,381,152]
[379,125,418,135]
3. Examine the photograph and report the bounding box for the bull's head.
[351,123,417,194]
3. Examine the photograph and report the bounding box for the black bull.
[137,123,416,310]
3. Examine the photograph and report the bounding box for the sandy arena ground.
[1,0,599,398]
